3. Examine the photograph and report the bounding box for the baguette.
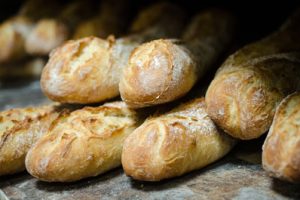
[25,1,94,55]
[0,104,63,176]
[25,102,142,182]
[122,98,236,181]
[205,9,300,140]
[40,2,186,104]
[119,9,235,108]
[262,92,300,183]
[73,0,130,39]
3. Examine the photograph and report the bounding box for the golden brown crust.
[262,92,300,183]
[120,39,196,108]
[122,98,236,181]
[205,10,300,140]
[41,37,123,103]
[0,104,61,176]
[25,101,141,182]
[120,9,235,108]
[41,2,186,104]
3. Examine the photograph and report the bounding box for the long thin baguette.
[25,102,143,182]
[262,92,300,183]
[25,0,95,55]
[205,9,300,140]
[119,9,235,108]
[0,104,64,176]
[40,2,186,104]
[122,98,236,181]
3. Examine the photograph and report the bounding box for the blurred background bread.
[262,92,300,183]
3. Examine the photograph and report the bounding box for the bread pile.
[1,0,300,185]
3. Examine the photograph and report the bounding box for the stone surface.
[0,80,300,200]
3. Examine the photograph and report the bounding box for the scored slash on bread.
[122,98,236,181]
[0,104,65,176]
[262,92,300,183]
[25,101,143,182]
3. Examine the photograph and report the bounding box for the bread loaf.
[25,1,95,55]
[205,9,300,140]
[0,104,62,176]
[262,92,300,183]
[40,2,186,104]
[119,9,235,108]
[122,98,236,181]
[25,102,143,182]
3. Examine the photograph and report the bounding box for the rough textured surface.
[0,80,300,199]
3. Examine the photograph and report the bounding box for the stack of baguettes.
[1,0,300,185]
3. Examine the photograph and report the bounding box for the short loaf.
[122,98,236,181]
[119,9,235,108]
[25,102,142,182]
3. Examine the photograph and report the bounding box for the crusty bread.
[122,98,236,181]
[0,104,62,176]
[205,9,300,140]
[262,92,300,183]
[25,101,142,182]
[41,2,186,104]
[119,9,235,108]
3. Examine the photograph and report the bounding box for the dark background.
[0,0,298,47]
